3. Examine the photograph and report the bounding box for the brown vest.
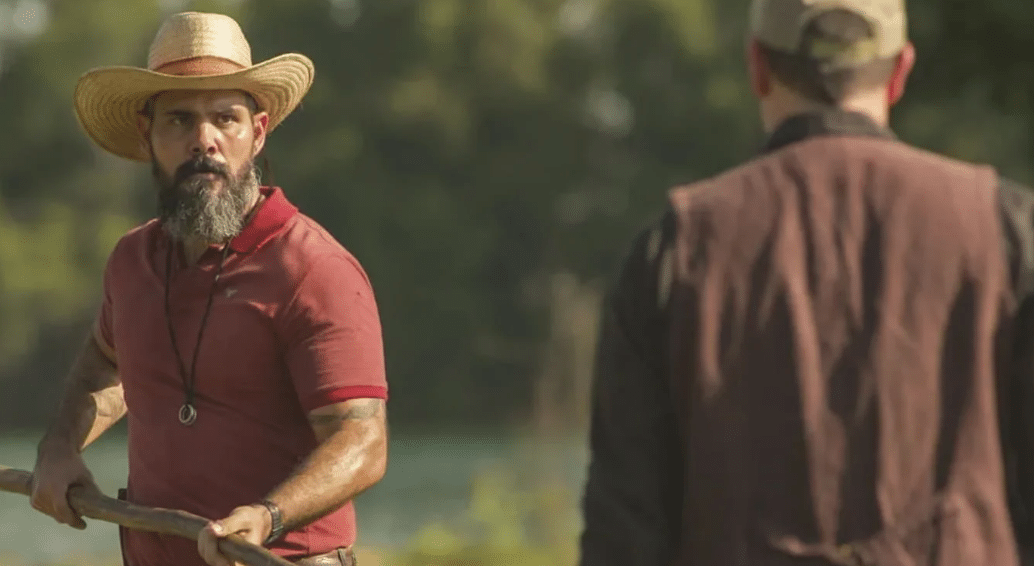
[667,135,1019,565]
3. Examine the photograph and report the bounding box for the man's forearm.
[264,399,387,531]
[41,335,125,453]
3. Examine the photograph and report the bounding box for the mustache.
[173,155,230,186]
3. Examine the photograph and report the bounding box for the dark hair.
[139,90,260,119]
[759,9,899,104]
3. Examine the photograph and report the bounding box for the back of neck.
[762,92,888,134]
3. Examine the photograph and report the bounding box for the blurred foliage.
[387,465,578,566]
[1,0,1033,432]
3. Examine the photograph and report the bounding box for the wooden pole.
[0,465,293,566]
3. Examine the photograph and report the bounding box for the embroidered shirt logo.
[224,288,238,299]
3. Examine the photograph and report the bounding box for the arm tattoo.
[308,399,383,428]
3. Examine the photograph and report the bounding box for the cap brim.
[73,53,315,162]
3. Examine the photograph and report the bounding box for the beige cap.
[750,0,907,65]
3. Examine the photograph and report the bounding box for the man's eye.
[169,116,186,126]
[218,114,236,124]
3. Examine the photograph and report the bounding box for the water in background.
[0,431,588,565]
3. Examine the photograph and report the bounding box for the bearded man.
[28,12,388,566]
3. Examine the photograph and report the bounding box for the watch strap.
[259,499,285,546]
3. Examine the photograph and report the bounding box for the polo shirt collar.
[228,186,298,254]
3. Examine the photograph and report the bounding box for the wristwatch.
[259,499,285,546]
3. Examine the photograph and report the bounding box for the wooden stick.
[0,465,293,566]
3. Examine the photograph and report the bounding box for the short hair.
[140,90,260,119]
[758,9,899,104]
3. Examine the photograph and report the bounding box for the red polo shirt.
[93,187,387,566]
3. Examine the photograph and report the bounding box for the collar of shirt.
[228,186,299,254]
[761,110,897,155]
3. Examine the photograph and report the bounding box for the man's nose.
[189,122,218,155]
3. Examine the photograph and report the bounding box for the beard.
[153,154,259,244]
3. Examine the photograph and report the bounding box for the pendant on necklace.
[178,403,198,426]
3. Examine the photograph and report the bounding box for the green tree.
[2,0,1033,432]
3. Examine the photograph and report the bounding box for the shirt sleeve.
[579,210,683,566]
[279,253,388,413]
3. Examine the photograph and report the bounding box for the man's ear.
[136,114,152,157]
[251,111,270,157]
[747,39,772,99]
[887,41,916,106]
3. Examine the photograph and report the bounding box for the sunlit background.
[1,0,1032,564]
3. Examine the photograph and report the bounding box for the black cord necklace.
[163,242,232,426]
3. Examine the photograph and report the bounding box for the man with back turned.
[579,0,1034,564]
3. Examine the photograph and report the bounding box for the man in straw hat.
[579,0,1034,564]
[28,12,387,566]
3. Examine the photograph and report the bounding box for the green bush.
[384,464,579,566]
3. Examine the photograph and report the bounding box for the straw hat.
[74,11,315,162]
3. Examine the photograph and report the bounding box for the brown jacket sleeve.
[579,211,683,566]
[998,179,1034,552]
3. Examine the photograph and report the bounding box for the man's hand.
[197,504,273,566]
[30,441,99,530]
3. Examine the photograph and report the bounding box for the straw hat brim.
[73,53,314,162]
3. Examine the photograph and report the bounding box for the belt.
[294,547,356,566]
